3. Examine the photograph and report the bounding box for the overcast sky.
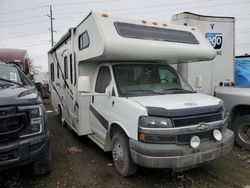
[0,0,250,72]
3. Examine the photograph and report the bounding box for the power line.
[0,31,48,40]
[0,5,49,16]
[54,0,209,16]
[52,0,117,7]
[0,29,49,36]
[2,40,49,46]
[119,0,250,16]
[0,15,45,24]
[6,43,50,48]
[2,20,48,28]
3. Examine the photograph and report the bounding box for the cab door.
[89,66,113,141]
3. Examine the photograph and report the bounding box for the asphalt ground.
[0,99,250,188]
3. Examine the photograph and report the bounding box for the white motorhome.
[48,12,234,176]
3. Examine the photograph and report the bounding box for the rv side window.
[114,22,199,44]
[78,31,90,50]
[64,56,68,79]
[70,54,73,84]
[57,63,60,79]
[74,53,77,85]
[95,66,111,93]
[50,63,55,82]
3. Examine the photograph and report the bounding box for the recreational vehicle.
[48,12,234,176]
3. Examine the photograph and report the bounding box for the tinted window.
[57,63,60,79]
[74,53,77,85]
[95,67,111,93]
[64,56,68,79]
[78,31,90,50]
[50,63,54,82]
[70,54,73,84]
[115,22,199,45]
[113,64,194,97]
[0,64,31,85]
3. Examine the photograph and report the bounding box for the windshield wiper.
[162,88,194,93]
[0,78,24,87]
[125,89,166,95]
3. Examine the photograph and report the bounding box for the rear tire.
[233,115,250,150]
[111,131,137,177]
[58,105,66,126]
[33,146,51,175]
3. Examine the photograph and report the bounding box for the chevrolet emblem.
[197,122,209,131]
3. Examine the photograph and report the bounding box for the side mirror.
[195,76,203,89]
[78,76,90,93]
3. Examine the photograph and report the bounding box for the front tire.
[33,146,51,175]
[233,115,250,150]
[111,131,137,177]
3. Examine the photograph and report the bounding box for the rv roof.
[49,12,216,63]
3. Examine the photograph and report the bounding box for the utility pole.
[47,5,56,47]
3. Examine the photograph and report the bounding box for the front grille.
[173,113,222,128]
[0,113,27,136]
[177,130,213,144]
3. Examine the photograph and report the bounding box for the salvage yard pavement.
[0,99,250,188]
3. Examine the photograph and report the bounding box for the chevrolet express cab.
[48,12,234,176]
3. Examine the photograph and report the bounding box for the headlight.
[138,116,174,143]
[138,116,172,128]
[18,105,43,138]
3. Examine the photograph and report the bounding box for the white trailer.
[48,12,234,176]
[172,12,235,95]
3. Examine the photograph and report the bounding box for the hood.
[130,93,222,117]
[0,85,40,106]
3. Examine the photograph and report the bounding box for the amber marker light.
[162,23,167,27]
[138,133,145,142]
[152,21,158,25]
[141,20,147,24]
[101,13,109,17]
[191,27,196,31]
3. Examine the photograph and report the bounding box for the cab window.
[95,66,111,93]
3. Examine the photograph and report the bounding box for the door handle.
[92,96,94,103]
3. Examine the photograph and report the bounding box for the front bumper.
[130,129,234,171]
[0,131,50,170]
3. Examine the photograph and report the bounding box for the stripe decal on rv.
[89,105,108,130]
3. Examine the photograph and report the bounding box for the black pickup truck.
[0,62,50,175]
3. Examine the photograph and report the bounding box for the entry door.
[89,66,112,141]
[62,55,73,123]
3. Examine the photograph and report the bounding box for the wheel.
[233,115,250,150]
[111,131,138,177]
[58,105,66,126]
[33,146,51,175]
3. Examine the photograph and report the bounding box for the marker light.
[152,21,158,25]
[162,23,167,27]
[101,13,109,17]
[191,27,196,31]
[190,136,200,148]
[141,20,147,24]
[213,129,222,141]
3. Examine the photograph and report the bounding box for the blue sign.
[205,32,223,49]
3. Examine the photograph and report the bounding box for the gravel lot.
[0,100,250,188]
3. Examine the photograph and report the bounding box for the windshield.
[112,63,194,96]
[0,64,30,86]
